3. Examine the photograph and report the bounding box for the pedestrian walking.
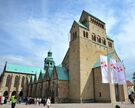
[46,97,51,108]
[11,94,17,108]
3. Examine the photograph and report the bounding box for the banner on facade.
[116,62,126,85]
[100,55,109,83]
[110,58,118,84]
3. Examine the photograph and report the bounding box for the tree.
[133,72,135,91]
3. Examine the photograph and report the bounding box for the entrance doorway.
[3,91,8,97]
[11,91,17,96]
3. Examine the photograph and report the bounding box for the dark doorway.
[3,91,8,97]
[19,91,23,97]
[11,91,16,96]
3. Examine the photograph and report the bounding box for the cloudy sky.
[0,0,135,80]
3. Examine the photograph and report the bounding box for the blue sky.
[0,0,135,81]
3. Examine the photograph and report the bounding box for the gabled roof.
[82,10,105,24]
[126,80,133,86]
[74,20,88,30]
[55,66,69,80]
[5,63,41,75]
[35,69,45,81]
[39,70,45,80]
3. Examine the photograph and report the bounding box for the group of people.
[0,96,8,104]
[0,95,51,108]
[25,97,51,108]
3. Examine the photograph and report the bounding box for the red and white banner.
[110,58,118,84]
[116,62,126,85]
[100,55,109,83]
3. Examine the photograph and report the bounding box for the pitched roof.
[56,66,69,80]
[82,10,105,24]
[126,80,133,86]
[5,63,41,75]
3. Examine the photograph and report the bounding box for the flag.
[110,58,118,83]
[100,55,109,83]
[116,62,126,85]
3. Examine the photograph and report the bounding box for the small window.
[83,31,85,37]
[108,41,112,48]
[91,33,96,41]
[72,31,77,40]
[102,37,106,45]
[99,92,101,97]
[97,35,101,43]
[86,32,88,38]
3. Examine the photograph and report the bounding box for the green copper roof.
[5,63,41,75]
[74,20,88,30]
[56,66,69,80]
[93,51,114,68]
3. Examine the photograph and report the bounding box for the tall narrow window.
[21,76,25,87]
[86,32,88,38]
[102,37,106,45]
[97,35,101,43]
[91,33,96,41]
[14,76,19,87]
[5,75,11,87]
[83,31,85,37]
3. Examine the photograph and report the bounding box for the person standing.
[11,95,17,108]
[46,97,51,108]
[1,96,5,104]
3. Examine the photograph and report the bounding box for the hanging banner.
[100,55,109,83]
[110,58,118,84]
[116,62,126,85]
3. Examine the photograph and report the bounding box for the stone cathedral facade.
[0,10,128,103]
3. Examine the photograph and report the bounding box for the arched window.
[21,76,25,87]
[91,33,96,41]
[97,35,101,43]
[14,76,19,87]
[108,41,112,48]
[102,37,106,45]
[5,75,11,87]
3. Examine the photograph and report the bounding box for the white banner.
[100,55,109,83]
[110,58,118,84]
[116,62,126,85]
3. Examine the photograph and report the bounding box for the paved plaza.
[0,102,135,108]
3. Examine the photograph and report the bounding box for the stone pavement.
[0,102,135,108]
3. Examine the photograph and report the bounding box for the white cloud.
[0,12,73,74]
[113,2,135,80]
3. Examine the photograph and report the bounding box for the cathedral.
[0,10,128,103]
